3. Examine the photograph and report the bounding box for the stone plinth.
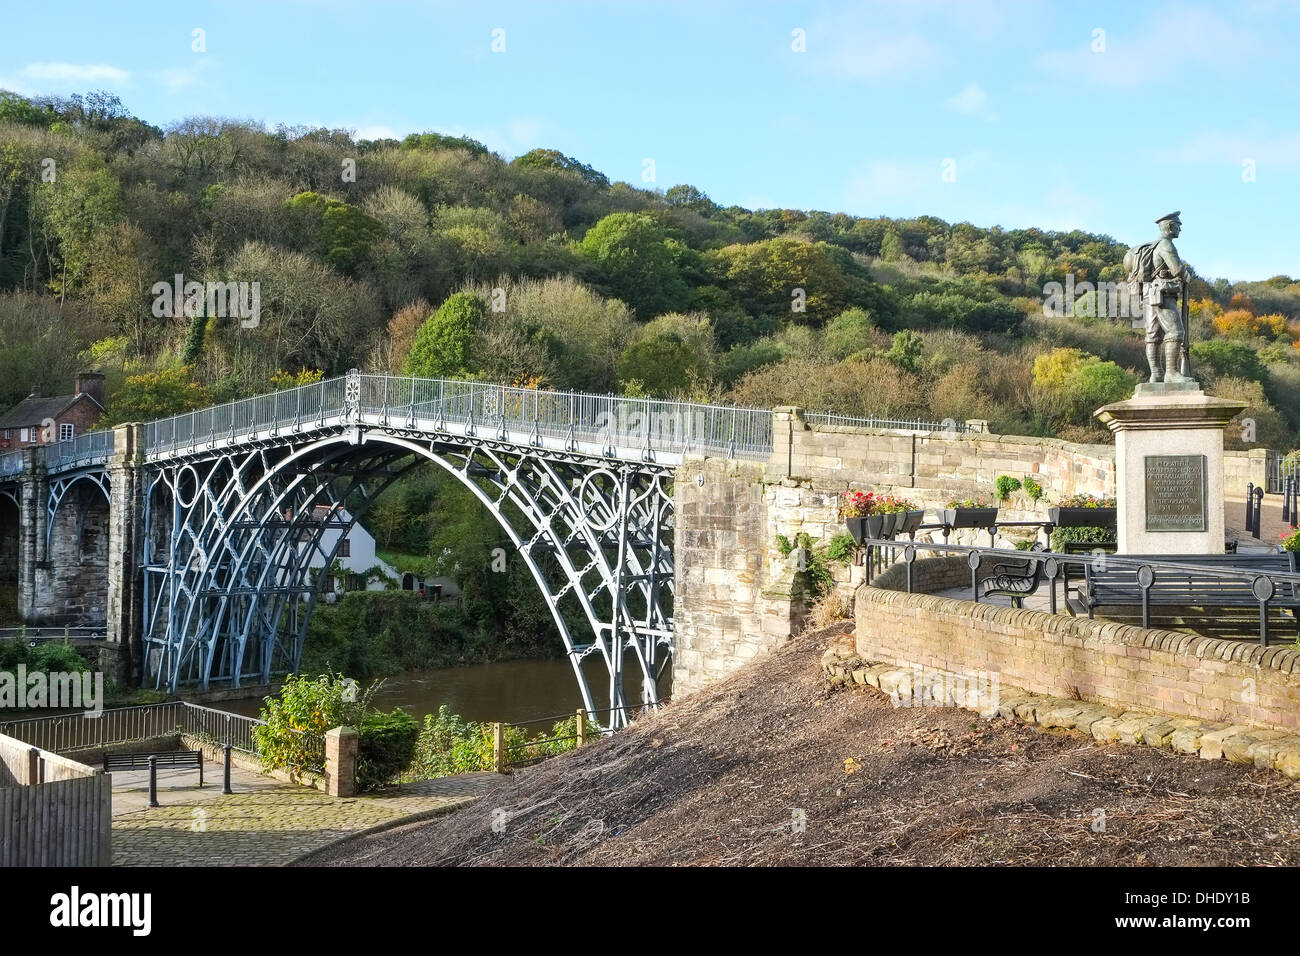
[323,726,359,797]
[1095,387,1245,554]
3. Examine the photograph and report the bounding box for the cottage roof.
[0,392,105,430]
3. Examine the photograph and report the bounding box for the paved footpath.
[111,767,497,866]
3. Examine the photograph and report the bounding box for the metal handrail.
[140,373,776,463]
[805,410,972,434]
[861,536,1300,646]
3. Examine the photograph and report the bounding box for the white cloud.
[1037,6,1261,88]
[946,84,987,114]
[946,83,994,118]
[151,58,214,94]
[813,33,940,81]
[1165,130,1300,168]
[0,61,130,94]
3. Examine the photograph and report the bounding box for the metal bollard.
[148,755,159,808]
[1246,483,1256,534]
[1254,486,1265,540]
[223,744,233,795]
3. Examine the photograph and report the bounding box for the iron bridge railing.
[45,430,115,472]
[141,373,776,463]
[805,410,974,434]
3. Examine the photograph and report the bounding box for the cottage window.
[59,423,74,441]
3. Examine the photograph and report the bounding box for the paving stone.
[1114,714,1170,745]
[1198,724,1253,760]
[1220,729,1290,765]
[111,772,496,867]
[1170,723,1212,755]
[1141,718,1203,749]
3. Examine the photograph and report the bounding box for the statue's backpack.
[1124,241,1159,284]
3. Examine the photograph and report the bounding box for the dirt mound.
[307,623,1300,866]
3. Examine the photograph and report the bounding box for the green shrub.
[1022,477,1044,501]
[357,708,419,791]
[253,674,377,779]
[995,475,1022,501]
[1050,525,1116,551]
[406,705,589,779]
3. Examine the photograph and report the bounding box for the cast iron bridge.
[0,372,774,726]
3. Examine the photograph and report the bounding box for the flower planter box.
[844,516,869,544]
[879,513,899,539]
[942,507,999,530]
[1048,506,1117,529]
[894,510,926,538]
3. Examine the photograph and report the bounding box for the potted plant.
[878,495,924,539]
[942,495,999,530]
[1282,528,1300,571]
[1048,493,1118,530]
[840,490,878,544]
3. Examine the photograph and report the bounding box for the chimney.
[28,384,39,399]
[75,371,106,408]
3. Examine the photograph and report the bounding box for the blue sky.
[3,0,1299,281]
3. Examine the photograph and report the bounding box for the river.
[216,655,672,727]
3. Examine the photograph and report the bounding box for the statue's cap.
[1155,210,1181,224]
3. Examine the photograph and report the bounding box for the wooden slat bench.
[1069,553,1300,642]
[978,543,1049,608]
[104,750,204,787]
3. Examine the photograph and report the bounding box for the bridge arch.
[141,427,675,726]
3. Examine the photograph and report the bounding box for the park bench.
[977,543,1049,608]
[104,749,204,787]
[1070,553,1300,642]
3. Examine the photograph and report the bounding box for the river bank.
[307,621,1300,866]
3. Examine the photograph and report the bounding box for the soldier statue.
[1124,211,1194,385]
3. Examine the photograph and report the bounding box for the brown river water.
[215,655,672,727]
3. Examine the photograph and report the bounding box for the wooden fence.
[0,732,112,866]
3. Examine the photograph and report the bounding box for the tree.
[102,366,211,425]
[704,237,880,326]
[824,307,877,360]
[618,332,706,397]
[512,148,609,188]
[404,292,485,378]
[283,191,386,274]
[1190,340,1266,383]
[576,212,691,317]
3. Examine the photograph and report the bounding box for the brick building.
[0,373,107,450]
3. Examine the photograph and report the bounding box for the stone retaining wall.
[856,582,1300,733]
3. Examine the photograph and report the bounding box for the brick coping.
[860,583,1300,677]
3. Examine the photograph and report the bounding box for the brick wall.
[856,578,1300,733]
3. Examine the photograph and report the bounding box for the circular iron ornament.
[1136,565,1156,589]
[1252,575,1276,603]
[343,368,362,421]
[904,545,916,563]
[1044,557,1059,578]
[577,468,621,532]
[967,551,982,570]
[175,463,201,509]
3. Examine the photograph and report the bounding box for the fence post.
[575,709,586,748]
[493,722,506,773]
[25,746,39,786]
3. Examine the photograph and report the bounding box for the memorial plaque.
[1144,454,1206,532]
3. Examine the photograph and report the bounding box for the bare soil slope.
[309,623,1300,866]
